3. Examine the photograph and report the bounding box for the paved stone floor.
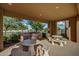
[0,43,20,56]
[0,40,79,56]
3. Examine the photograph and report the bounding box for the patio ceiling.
[1,3,79,21]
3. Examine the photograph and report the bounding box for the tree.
[3,16,18,42]
[31,21,45,32]
[3,16,19,31]
[3,16,28,42]
[3,16,28,31]
[18,21,28,32]
[3,16,11,36]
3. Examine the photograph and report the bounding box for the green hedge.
[3,32,20,44]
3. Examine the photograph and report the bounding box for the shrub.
[3,36,8,43]
[11,34,20,43]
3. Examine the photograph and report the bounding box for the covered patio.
[0,3,79,56]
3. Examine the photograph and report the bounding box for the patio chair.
[47,36,55,45]
[34,44,49,56]
[43,45,50,56]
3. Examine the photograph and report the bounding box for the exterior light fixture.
[40,14,42,16]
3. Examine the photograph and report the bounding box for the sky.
[57,21,65,29]
[21,19,48,29]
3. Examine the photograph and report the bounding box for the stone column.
[0,8,3,50]
[69,17,77,42]
[77,16,79,43]
[48,21,57,35]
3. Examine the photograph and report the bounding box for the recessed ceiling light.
[40,14,42,16]
[56,6,59,9]
[8,3,12,5]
